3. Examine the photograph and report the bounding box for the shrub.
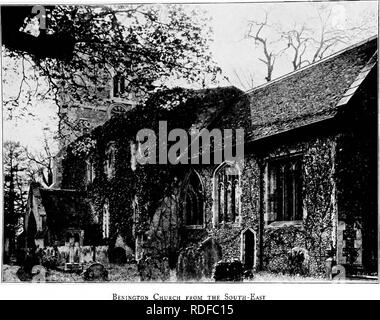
[213,260,243,282]
[288,247,309,276]
[109,247,127,264]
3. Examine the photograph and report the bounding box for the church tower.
[52,73,140,188]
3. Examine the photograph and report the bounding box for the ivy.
[61,87,241,257]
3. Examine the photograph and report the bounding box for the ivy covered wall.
[60,87,243,264]
[58,74,376,278]
[260,136,337,276]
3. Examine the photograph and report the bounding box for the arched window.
[104,142,116,179]
[183,170,204,227]
[214,162,241,224]
[113,75,126,97]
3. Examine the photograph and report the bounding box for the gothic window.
[214,162,241,224]
[113,75,126,97]
[104,142,116,179]
[183,170,204,226]
[102,200,110,239]
[266,155,303,222]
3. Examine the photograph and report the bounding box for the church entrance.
[242,229,256,270]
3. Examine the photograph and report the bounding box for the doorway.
[241,229,256,270]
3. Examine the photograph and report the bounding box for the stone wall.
[175,134,338,277]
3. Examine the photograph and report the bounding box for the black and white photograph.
[0,1,378,287]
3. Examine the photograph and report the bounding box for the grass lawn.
[5,263,375,282]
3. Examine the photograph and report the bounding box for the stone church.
[23,36,378,279]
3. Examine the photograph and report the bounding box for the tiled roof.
[215,36,378,142]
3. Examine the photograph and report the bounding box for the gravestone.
[198,238,222,278]
[83,263,108,281]
[176,246,203,281]
[325,258,333,280]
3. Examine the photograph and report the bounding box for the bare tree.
[282,25,312,70]
[246,13,285,82]
[25,132,55,187]
[283,5,376,71]
[244,5,377,84]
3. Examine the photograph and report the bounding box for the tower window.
[113,75,126,97]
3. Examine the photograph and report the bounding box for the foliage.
[38,249,61,269]
[138,256,170,281]
[263,138,336,276]
[288,247,309,276]
[3,140,32,259]
[302,139,336,274]
[108,247,128,264]
[3,5,221,125]
[263,225,305,274]
[62,87,240,256]
[213,259,243,282]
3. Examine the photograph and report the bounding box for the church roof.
[215,35,378,142]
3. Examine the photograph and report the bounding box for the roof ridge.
[244,34,378,95]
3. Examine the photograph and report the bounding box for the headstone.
[74,242,81,263]
[198,238,222,278]
[68,243,75,263]
[176,246,203,281]
[83,263,108,281]
[325,258,333,280]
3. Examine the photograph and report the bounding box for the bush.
[263,226,309,275]
[109,247,128,264]
[138,256,170,281]
[213,260,243,282]
[288,247,309,276]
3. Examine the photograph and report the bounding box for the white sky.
[2,1,378,153]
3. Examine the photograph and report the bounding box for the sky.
[2,1,378,153]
